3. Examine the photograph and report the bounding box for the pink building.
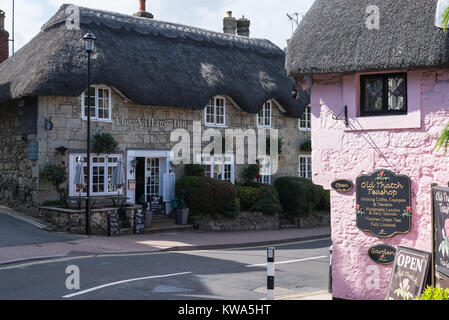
[286,0,449,299]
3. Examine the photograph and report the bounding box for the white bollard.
[267,247,275,300]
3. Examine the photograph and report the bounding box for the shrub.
[241,164,261,183]
[250,184,281,216]
[317,189,331,211]
[419,286,449,300]
[237,186,260,211]
[274,177,325,218]
[176,176,238,218]
[184,164,205,177]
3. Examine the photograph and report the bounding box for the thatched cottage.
[0,3,310,213]
[286,0,449,299]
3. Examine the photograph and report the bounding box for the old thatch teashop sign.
[356,170,411,238]
[386,247,431,300]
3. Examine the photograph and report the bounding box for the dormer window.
[204,96,226,127]
[257,101,273,128]
[81,86,112,121]
[360,73,407,116]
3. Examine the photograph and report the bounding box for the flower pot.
[176,208,189,225]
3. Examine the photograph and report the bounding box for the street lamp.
[83,32,96,235]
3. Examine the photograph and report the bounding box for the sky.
[2,0,315,55]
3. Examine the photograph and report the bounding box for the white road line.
[246,255,328,268]
[2,212,47,229]
[62,272,193,298]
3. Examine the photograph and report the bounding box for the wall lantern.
[45,117,54,131]
[130,159,138,174]
[291,82,298,99]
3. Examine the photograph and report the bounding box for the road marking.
[246,255,328,268]
[1,211,47,229]
[62,271,193,298]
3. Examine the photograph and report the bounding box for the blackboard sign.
[356,170,411,238]
[28,142,39,161]
[134,209,145,235]
[149,196,166,216]
[386,247,431,300]
[331,179,354,193]
[108,212,120,237]
[433,186,449,278]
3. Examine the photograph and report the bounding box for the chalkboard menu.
[331,179,354,193]
[368,244,396,265]
[356,170,411,238]
[433,186,449,278]
[108,212,120,237]
[134,209,145,235]
[386,247,431,300]
[149,196,166,216]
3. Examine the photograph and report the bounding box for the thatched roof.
[286,0,449,77]
[0,4,308,117]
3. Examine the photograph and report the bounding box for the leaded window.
[360,74,407,116]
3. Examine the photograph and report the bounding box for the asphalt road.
[0,212,83,247]
[0,238,331,300]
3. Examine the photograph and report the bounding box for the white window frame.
[204,96,227,127]
[257,156,272,185]
[81,85,112,122]
[69,153,123,196]
[299,105,311,131]
[197,153,235,184]
[256,101,273,129]
[298,155,312,180]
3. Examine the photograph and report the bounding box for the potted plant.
[171,191,189,225]
[93,132,119,155]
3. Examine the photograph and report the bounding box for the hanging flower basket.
[93,132,119,155]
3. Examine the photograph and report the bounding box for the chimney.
[134,0,154,19]
[0,10,9,64]
[223,11,237,35]
[237,16,250,37]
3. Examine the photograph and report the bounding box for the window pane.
[364,78,383,112]
[387,76,406,111]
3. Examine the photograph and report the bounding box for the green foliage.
[41,163,68,193]
[300,139,312,152]
[93,132,119,155]
[274,177,325,218]
[241,164,261,182]
[266,137,284,155]
[237,186,261,211]
[184,164,205,177]
[435,123,449,155]
[250,184,282,216]
[317,189,331,211]
[442,7,449,32]
[419,286,449,300]
[176,176,238,218]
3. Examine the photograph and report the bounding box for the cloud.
[3,0,314,54]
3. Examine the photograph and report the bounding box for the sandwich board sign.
[385,247,431,300]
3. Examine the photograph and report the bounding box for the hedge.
[176,176,239,218]
[274,177,326,218]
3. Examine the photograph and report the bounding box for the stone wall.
[0,100,38,211]
[309,69,449,300]
[191,212,281,232]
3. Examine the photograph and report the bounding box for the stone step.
[150,219,177,228]
[144,224,194,235]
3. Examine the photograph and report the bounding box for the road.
[0,238,331,300]
[0,211,83,247]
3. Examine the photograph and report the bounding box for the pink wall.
[310,69,449,300]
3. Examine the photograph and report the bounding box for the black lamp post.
[83,32,96,236]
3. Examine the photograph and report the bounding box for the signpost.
[386,247,431,300]
[432,185,449,288]
[356,169,412,238]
